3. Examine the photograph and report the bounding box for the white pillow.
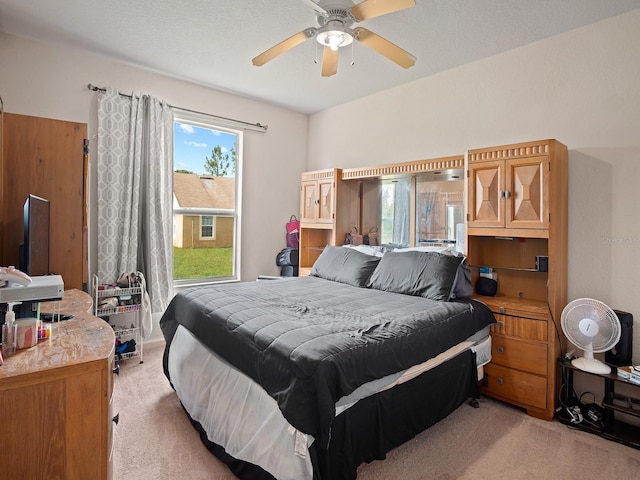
[342,244,386,257]
[393,245,459,255]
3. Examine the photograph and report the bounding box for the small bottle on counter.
[2,303,18,357]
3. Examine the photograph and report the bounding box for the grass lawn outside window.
[173,247,233,280]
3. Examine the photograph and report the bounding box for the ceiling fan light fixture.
[316,24,353,51]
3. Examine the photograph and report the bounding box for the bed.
[160,246,496,480]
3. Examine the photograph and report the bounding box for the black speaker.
[476,276,497,296]
[605,310,633,366]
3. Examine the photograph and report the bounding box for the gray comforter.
[160,276,495,447]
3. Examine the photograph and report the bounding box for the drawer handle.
[113,364,120,375]
[498,321,505,328]
[497,346,505,354]
[499,307,505,314]
[496,377,504,385]
[113,413,120,425]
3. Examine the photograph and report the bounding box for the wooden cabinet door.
[468,157,549,230]
[300,180,318,223]
[1,113,87,290]
[300,178,334,224]
[317,178,334,223]
[505,157,549,229]
[467,160,503,228]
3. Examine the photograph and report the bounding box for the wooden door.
[317,178,334,223]
[1,113,87,290]
[505,157,549,229]
[467,160,503,228]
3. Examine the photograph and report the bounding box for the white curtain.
[96,88,174,335]
[392,179,411,246]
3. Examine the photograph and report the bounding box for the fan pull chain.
[351,42,355,66]
[314,42,319,64]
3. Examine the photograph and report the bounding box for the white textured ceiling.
[1,0,639,114]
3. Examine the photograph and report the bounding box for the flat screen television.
[18,194,51,276]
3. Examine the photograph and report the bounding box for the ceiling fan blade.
[252,28,316,66]
[321,46,339,77]
[351,0,415,22]
[300,0,328,15]
[353,27,416,69]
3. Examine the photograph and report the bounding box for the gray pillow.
[391,246,471,299]
[310,245,381,287]
[367,251,464,301]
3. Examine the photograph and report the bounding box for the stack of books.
[617,365,640,384]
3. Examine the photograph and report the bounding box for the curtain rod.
[87,84,268,132]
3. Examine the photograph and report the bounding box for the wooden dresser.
[0,289,116,479]
[466,139,568,421]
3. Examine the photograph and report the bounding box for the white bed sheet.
[168,324,491,480]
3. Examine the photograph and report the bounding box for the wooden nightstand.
[475,294,556,419]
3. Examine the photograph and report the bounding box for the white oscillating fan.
[561,298,621,374]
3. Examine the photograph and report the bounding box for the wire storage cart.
[93,275,144,363]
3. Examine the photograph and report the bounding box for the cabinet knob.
[499,307,505,314]
[497,378,504,385]
[498,320,505,327]
[113,364,120,375]
[504,190,511,199]
[497,346,505,354]
[113,413,120,425]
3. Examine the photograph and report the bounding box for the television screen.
[19,194,51,276]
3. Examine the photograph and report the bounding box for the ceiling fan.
[252,0,416,77]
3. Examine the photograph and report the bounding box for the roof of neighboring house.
[173,173,235,209]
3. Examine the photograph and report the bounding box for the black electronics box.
[605,310,633,366]
[536,255,549,272]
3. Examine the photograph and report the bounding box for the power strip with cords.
[567,405,583,424]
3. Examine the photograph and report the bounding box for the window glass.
[173,115,242,284]
[200,215,214,239]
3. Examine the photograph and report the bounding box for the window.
[173,113,242,284]
[200,215,214,239]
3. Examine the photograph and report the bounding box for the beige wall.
[308,11,640,365]
[2,9,639,363]
[0,31,308,286]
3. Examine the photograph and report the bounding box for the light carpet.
[113,342,640,479]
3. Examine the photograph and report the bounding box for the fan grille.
[561,298,621,352]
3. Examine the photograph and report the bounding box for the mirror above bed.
[298,155,465,275]
[344,162,464,250]
[415,169,464,248]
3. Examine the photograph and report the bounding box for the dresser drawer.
[490,314,547,341]
[477,296,549,321]
[490,334,547,375]
[483,363,547,410]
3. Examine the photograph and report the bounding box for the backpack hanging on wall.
[286,215,300,248]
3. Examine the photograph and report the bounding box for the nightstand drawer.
[490,314,548,341]
[483,363,547,410]
[490,334,547,375]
